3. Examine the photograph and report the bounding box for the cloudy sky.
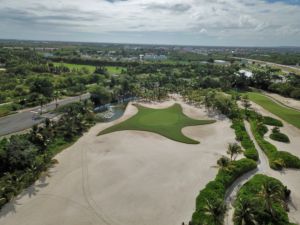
[0,0,299,46]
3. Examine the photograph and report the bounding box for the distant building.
[143,54,167,61]
[238,69,253,78]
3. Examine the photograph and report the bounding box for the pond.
[96,103,127,122]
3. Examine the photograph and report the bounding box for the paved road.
[233,57,300,74]
[0,93,90,136]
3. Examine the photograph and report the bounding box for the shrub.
[191,158,257,225]
[250,120,300,170]
[231,119,258,161]
[270,132,290,143]
[263,116,283,127]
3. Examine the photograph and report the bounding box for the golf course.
[99,103,215,144]
[247,92,300,129]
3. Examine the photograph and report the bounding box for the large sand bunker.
[0,100,236,225]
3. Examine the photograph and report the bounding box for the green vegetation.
[263,116,283,127]
[0,103,19,117]
[234,174,294,225]
[270,127,290,143]
[53,62,96,74]
[106,66,126,74]
[99,103,215,144]
[191,158,257,225]
[250,119,300,170]
[231,119,258,161]
[0,102,96,209]
[247,92,300,129]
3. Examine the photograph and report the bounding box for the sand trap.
[0,99,236,225]
[249,101,300,223]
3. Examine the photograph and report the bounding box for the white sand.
[249,101,300,223]
[0,100,236,225]
[263,91,300,111]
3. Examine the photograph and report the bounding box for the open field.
[0,100,236,225]
[106,66,126,74]
[53,63,126,75]
[53,62,96,74]
[247,92,300,129]
[99,103,215,144]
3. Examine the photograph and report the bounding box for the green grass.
[247,92,300,129]
[105,66,126,74]
[98,103,215,144]
[0,103,18,118]
[53,62,96,74]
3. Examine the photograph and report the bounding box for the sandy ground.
[249,101,300,224]
[263,91,300,111]
[0,99,236,225]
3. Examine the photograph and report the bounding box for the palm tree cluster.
[0,101,96,209]
[233,175,291,225]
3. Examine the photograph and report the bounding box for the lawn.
[106,66,126,74]
[98,103,215,144]
[247,92,300,129]
[53,63,96,74]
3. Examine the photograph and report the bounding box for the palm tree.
[216,156,231,170]
[258,180,284,217]
[53,90,61,109]
[203,198,226,225]
[227,143,243,161]
[38,95,47,115]
[233,198,258,225]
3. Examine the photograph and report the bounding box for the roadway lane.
[0,93,90,136]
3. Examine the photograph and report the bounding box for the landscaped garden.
[98,103,215,144]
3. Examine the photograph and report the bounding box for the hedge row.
[250,120,300,170]
[231,119,258,161]
[270,132,290,143]
[263,116,283,127]
[191,158,257,225]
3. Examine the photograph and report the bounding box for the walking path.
[224,121,268,225]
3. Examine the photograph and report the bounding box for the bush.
[231,119,258,161]
[191,158,257,225]
[250,120,300,170]
[270,132,290,143]
[263,116,283,127]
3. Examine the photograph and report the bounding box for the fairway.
[98,103,215,144]
[53,62,96,74]
[247,92,300,129]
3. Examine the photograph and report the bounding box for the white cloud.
[0,0,299,46]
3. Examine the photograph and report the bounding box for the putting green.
[98,103,215,144]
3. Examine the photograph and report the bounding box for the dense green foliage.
[250,119,300,170]
[234,174,294,225]
[231,119,258,161]
[263,116,283,127]
[0,102,96,209]
[191,158,257,225]
[269,127,290,143]
[99,103,215,144]
[247,92,300,129]
[270,132,290,143]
